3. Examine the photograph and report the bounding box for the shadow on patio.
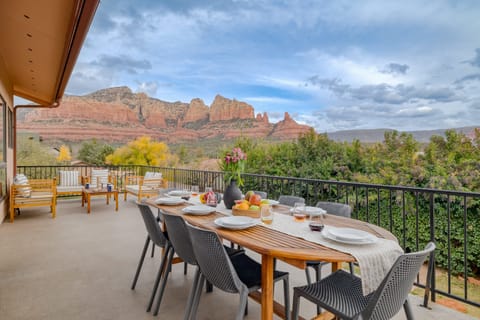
[0,198,476,320]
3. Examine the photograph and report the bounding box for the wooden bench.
[10,178,57,222]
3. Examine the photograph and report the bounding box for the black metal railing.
[16,165,480,308]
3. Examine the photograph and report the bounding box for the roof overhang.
[0,0,99,106]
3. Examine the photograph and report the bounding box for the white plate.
[265,199,279,206]
[155,197,185,205]
[322,227,378,245]
[167,190,190,197]
[214,217,258,230]
[182,205,216,215]
[290,206,326,214]
[328,227,371,241]
[220,216,255,227]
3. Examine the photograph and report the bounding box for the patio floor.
[0,197,476,320]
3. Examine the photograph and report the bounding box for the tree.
[106,136,176,166]
[56,145,72,163]
[17,136,57,165]
[78,139,114,165]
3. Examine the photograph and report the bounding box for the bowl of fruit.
[232,191,270,218]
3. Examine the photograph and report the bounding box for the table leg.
[115,191,118,211]
[331,261,340,272]
[106,194,110,205]
[87,194,91,214]
[81,192,85,207]
[261,254,274,320]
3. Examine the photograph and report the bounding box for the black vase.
[223,180,243,209]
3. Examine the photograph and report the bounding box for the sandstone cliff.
[17,86,312,143]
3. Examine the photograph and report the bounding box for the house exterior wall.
[0,53,15,223]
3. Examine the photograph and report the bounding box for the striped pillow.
[91,169,110,186]
[59,171,80,186]
[13,174,32,197]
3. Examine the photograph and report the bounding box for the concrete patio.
[0,197,476,320]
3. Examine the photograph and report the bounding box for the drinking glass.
[293,202,307,222]
[191,185,199,197]
[261,204,273,225]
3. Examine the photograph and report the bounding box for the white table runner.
[264,212,403,294]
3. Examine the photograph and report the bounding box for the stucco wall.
[0,54,14,223]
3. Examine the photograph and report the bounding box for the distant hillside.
[327,127,479,143]
[17,86,312,144]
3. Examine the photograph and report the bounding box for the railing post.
[423,193,436,308]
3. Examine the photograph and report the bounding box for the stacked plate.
[322,227,378,245]
[214,216,258,230]
[290,206,326,215]
[167,190,191,197]
[182,205,216,216]
[155,197,185,205]
[265,199,279,206]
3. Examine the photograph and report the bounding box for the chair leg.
[147,243,172,312]
[131,236,150,290]
[206,281,213,293]
[153,247,176,316]
[236,289,249,320]
[305,268,312,285]
[189,273,206,320]
[315,265,322,314]
[283,276,291,320]
[292,289,301,320]
[184,267,201,320]
[151,243,155,258]
[184,262,188,275]
[348,262,354,274]
[403,298,415,320]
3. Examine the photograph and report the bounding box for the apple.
[249,194,262,206]
[260,199,269,205]
[249,205,260,211]
[245,190,255,201]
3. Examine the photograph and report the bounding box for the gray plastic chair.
[292,242,435,320]
[305,201,354,285]
[132,202,174,313]
[253,191,267,199]
[278,195,305,207]
[157,213,245,318]
[187,223,291,320]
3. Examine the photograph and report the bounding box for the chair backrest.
[91,169,110,186]
[254,191,267,199]
[278,195,305,207]
[162,213,197,265]
[59,170,81,186]
[186,223,246,294]
[362,242,436,320]
[136,202,168,248]
[315,201,351,218]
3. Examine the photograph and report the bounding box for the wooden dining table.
[146,199,396,320]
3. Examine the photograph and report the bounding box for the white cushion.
[145,171,162,179]
[15,191,53,203]
[126,185,157,194]
[59,171,80,187]
[57,185,83,193]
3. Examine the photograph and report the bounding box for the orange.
[237,202,250,210]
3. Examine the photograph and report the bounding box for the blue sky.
[65,0,480,132]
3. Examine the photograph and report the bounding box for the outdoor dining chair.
[305,201,354,285]
[155,213,244,318]
[278,195,305,207]
[132,202,174,313]
[187,223,291,320]
[292,242,435,320]
[253,191,267,199]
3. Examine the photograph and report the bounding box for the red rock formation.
[209,95,254,121]
[182,98,209,124]
[270,112,311,139]
[17,87,313,143]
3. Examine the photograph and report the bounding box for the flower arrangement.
[221,147,247,187]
